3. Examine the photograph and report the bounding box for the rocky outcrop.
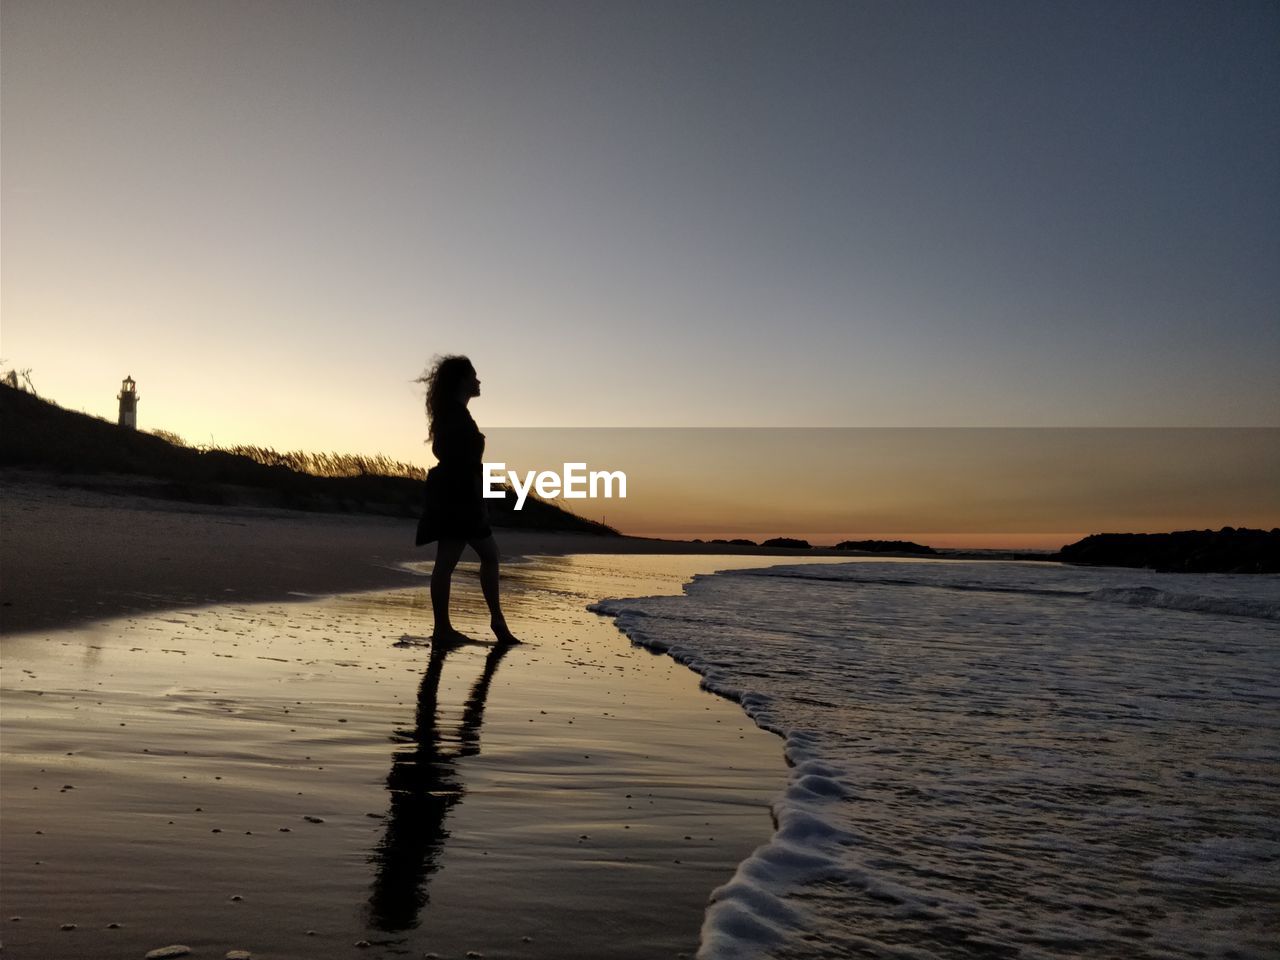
[834,539,936,555]
[1055,528,1280,574]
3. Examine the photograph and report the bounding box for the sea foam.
[592,560,1280,960]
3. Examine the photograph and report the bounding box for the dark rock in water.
[834,539,936,555]
[1054,528,1280,574]
[761,537,811,549]
[728,538,757,546]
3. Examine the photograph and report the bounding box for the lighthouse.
[117,375,139,429]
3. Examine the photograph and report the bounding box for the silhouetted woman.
[415,355,519,645]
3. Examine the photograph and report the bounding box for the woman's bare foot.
[431,626,472,647]
[491,619,522,645]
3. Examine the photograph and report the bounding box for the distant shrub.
[148,429,187,447]
[834,539,935,554]
[140,430,427,481]
[218,445,427,481]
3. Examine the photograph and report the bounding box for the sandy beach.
[0,475,861,637]
[1,480,815,959]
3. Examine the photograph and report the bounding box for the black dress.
[415,402,492,545]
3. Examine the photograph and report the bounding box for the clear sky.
[3,2,1278,493]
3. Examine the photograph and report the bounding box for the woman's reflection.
[367,639,513,931]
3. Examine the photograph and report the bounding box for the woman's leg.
[431,538,468,638]
[469,534,520,644]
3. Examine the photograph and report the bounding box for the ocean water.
[592,560,1280,960]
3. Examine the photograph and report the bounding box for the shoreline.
[1,549,805,959]
[2,479,883,959]
[1,475,962,636]
[7,476,1269,957]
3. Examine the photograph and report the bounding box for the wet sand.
[1,488,813,959]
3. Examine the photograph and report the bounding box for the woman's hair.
[418,354,475,439]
